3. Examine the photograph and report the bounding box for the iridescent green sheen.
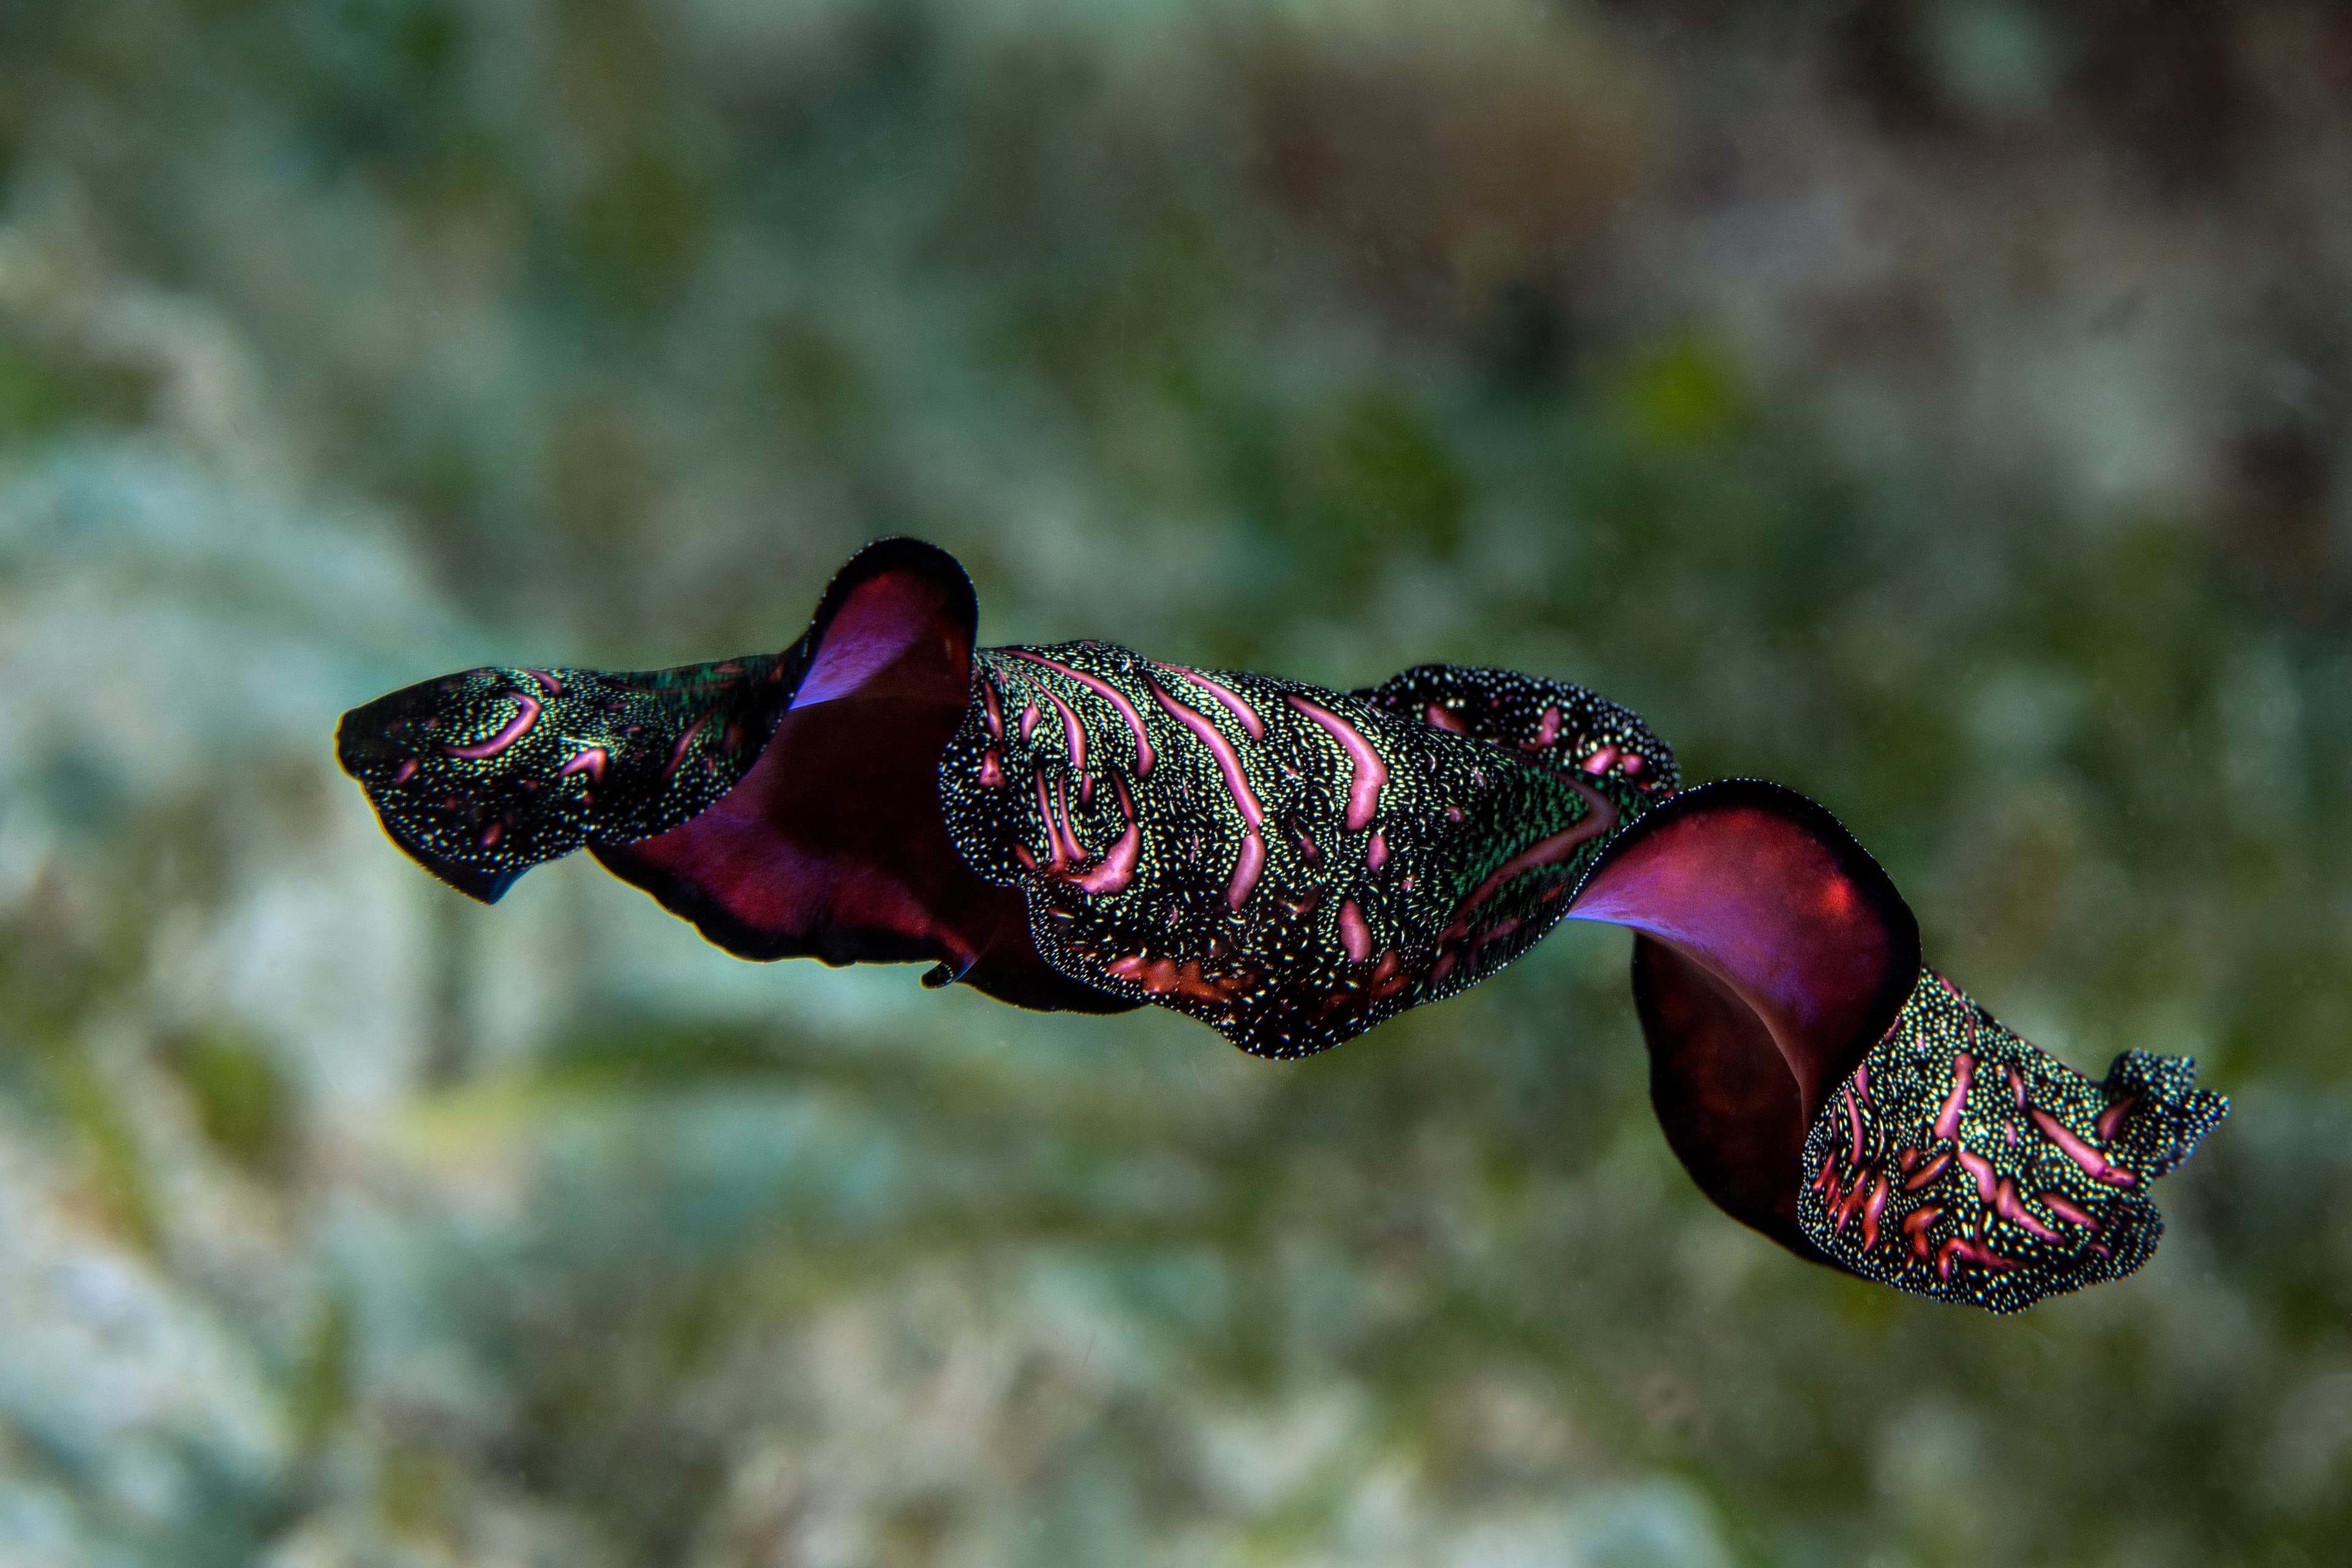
[334,655,790,901]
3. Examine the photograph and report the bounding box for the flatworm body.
[940,646,1668,1057]
[336,537,2225,1313]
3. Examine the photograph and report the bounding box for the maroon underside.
[1565,781,1921,1258]
[1629,935,1826,1257]
[594,545,1138,1017]
[596,695,1132,1012]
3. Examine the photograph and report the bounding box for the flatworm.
[336,538,2225,1312]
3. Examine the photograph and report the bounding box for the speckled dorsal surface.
[1798,968,2228,1313]
[1351,662,1676,789]
[335,656,790,902]
[938,644,1675,1057]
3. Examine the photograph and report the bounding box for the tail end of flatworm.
[1798,970,2228,1313]
[2101,1047,2230,1182]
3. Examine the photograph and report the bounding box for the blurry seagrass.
[1,0,2350,1564]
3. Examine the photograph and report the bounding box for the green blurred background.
[2,1,2348,1563]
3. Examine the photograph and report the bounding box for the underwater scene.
[1,2,2346,1564]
